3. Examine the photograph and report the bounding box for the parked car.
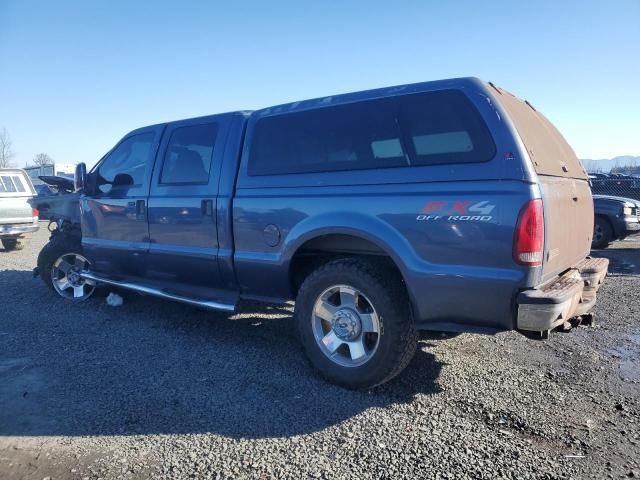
[35,77,608,389]
[592,194,640,248]
[0,168,39,251]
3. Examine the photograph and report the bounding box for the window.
[0,175,27,193]
[97,132,154,193]
[160,123,217,185]
[0,175,17,193]
[248,97,406,176]
[398,90,495,165]
[248,89,496,176]
[11,175,26,192]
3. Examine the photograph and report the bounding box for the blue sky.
[1,0,638,168]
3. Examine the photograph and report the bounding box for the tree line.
[0,127,54,169]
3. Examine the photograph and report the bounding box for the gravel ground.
[1,226,639,480]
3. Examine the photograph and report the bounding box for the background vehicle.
[0,169,39,251]
[36,77,607,389]
[24,163,75,187]
[590,175,640,201]
[592,194,640,248]
[31,175,79,220]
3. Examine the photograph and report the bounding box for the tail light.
[513,199,544,266]
[32,207,39,218]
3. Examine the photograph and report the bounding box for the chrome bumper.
[0,222,39,237]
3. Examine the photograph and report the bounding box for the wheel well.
[289,234,406,296]
[595,214,615,237]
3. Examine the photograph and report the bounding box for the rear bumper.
[516,257,609,333]
[0,222,39,237]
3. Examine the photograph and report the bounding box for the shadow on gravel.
[0,270,443,439]
[591,247,640,275]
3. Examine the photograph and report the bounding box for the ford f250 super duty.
[35,77,608,389]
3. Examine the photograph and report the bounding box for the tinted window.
[97,132,154,193]
[248,89,495,176]
[249,97,406,176]
[160,123,217,185]
[11,175,26,192]
[0,175,17,193]
[398,90,495,166]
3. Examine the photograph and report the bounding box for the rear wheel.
[38,235,96,300]
[1,238,26,251]
[592,216,613,249]
[295,258,417,389]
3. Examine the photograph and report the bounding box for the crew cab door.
[146,115,229,298]
[81,126,163,277]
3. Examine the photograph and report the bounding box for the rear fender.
[282,211,421,303]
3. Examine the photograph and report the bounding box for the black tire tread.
[592,215,613,249]
[1,238,25,251]
[295,257,417,389]
[37,234,82,291]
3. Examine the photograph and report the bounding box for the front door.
[80,126,163,277]
[146,116,226,298]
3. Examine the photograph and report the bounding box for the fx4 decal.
[416,200,496,222]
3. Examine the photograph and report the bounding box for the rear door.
[492,86,591,281]
[146,115,229,298]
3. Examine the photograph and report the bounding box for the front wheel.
[38,235,96,300]
[295,258,417,389]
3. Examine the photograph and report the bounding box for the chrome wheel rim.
[51,253,96,300]
[594,223,603,243]
[311,285,381,367]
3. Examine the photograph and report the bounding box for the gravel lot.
[1,226,639,479]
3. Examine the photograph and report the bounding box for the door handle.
[136,200,146,216]
[201,199,214,216]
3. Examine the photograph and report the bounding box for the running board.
[81,272,236,312]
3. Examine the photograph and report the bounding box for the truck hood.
[39,175,74,193]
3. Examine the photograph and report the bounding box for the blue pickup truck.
[36,77,608,389]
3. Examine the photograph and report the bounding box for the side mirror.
[74,163,87,193]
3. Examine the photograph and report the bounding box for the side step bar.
[81,272,236,312]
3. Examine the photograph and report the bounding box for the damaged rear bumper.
[516,257,609,334]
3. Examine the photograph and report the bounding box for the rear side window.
[398,90,495,166]
[249,97,405,176]
[11,175,26,192]
[160,123,218,185]
[248,89,495,176]
[0,175,27,193]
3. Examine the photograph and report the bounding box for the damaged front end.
[31,175,82,279]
